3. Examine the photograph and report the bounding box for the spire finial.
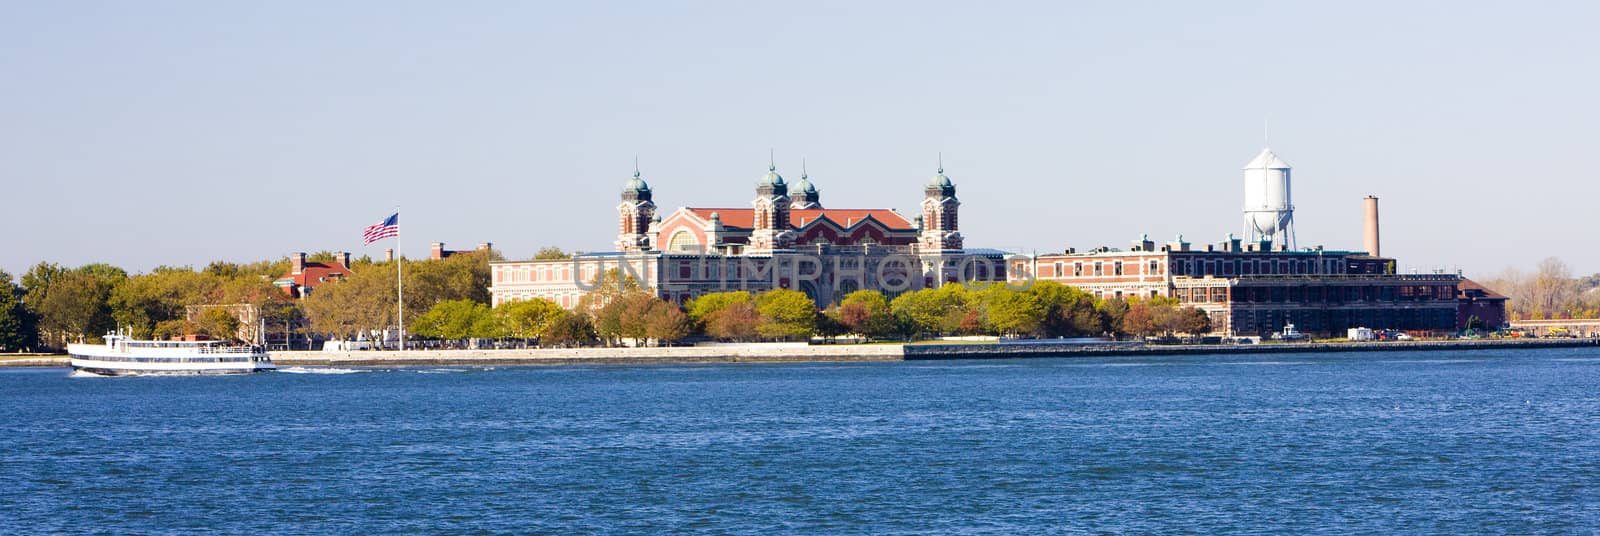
[769,148,775,172]
[801,158,808,180]
[937,152,944,174]
[634,155,640,178]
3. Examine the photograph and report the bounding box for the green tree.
[494,299,565,340]
[890,284,978,338]
[542,310,596,347]
[31,266,124,346]
[1097,298,1131,337]
[685,291,753,327]
[195,308,242,341]
[978,284,1045,337]
[0,270,38,351]
[411,299,498,340]
[1029,281,1106,337]
[836,290,896,338]
[533,247,572,260]
[755,288,816,339]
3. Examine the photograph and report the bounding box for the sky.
[2,1,1597,279]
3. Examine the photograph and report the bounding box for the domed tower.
[919,162,963,251]
[750,162,795,251]
[790,161,821,210]
[1242,147,1295,249]
[614,168,657,252]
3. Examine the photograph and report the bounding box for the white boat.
[67,331,275,376]
[1272,323,1310,342]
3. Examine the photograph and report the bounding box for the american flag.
[363,213,399,244]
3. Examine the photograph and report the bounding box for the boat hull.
[68,357,276,376]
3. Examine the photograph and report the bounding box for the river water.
[3,348,1598,534]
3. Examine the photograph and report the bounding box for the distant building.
[1456,278,1509,329]
[430,242,493,260]
[274,252,353,298]
[489,163,1004,308]
[1010,235,1462,337]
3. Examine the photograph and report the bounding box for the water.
[4,349,1599,534]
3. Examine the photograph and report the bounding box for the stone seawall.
[904,338,1600,359]
[271,344,906,367]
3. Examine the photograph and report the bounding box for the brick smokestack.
[431,242,445,260]
[384,248,394,262]
[337,252,351,268]
[1363,196,1381,258]
[291,252,306,275]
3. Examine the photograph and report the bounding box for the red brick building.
[274,252,354,299]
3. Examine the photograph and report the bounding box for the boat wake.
[278,367,369,375]
[67,370,111,379]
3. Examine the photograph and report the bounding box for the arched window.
[667,230,699,252]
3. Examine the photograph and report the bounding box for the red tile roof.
[278,262,353,290]
[686,208,913,230]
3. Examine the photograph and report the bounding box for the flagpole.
[396,208,405,352]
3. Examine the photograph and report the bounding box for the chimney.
[476,242,492,252]
[337,252,351,268]
[1363,196,1381,257]
[291,252,306,275]
[431,242,445,260]
[384,248,394,262]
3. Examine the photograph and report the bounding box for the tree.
[593,292,656,345]
[642,300,691,343]
[411,299,499,340]
[0,270,38,351]
[755,289,816,339]
[686,291,753,326]
[1029,281,1106,337]
[1175,307,1212,336]
[541,310,595,346]
[705,301,760,340]
[1097,298,1130,337]
[836,290,896,338]
[494,299,565,340]
[195,307,242,341]
[978,284,1045,337]
[533,247,572,260]
[31,266,124,346]
[890,284,979,338]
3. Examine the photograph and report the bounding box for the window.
[667,230,699,252]
[1074,263,1083,276]
[1114,261,1123,276]
[1094,262,1103,276]
[1149,260,1160,275]
[1054,262,1064,278]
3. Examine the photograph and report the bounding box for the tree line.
[0,247,1212,352]
[1483,257,1600,320]
[408,273,1212,347]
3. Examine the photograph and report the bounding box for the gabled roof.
[1457,278,1509,300]
[276,262,353,289]
[684,208,914,231]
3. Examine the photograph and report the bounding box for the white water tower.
[1242,147,1295,248]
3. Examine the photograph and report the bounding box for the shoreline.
[4,338,1595,369]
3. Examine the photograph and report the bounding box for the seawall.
[4,339,1594,369]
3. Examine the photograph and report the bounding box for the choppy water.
[3,348,1599,534]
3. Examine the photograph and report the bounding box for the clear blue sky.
[3,1,1596,279]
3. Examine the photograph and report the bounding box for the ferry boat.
[67,331,275,376]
